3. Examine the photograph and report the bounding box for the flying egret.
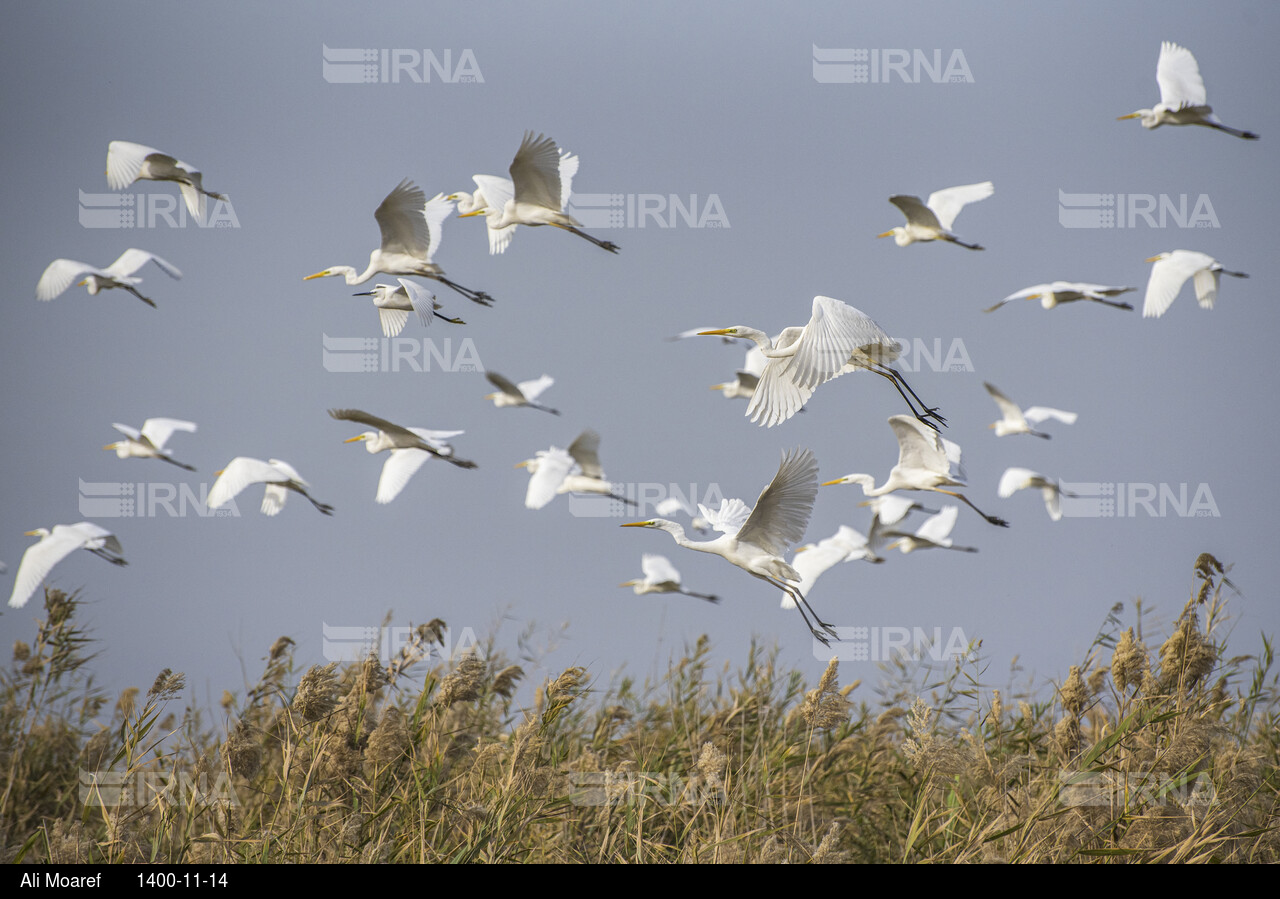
[9,522,126,609]
[208,457,333,516]
[448,166,565,255]
[823,415,1010,527]
[517,430,635,509]
[710,343,768,401]
[1142,250,1249,318]
[983,382,1077,439]
[985,282,1134,313]
[882,506,978,554]
[104,418,197,470]
[484,372,560,415]
[620,554,719,603]
[106,141,226,217]
[998,467,1074,522]
[699,295,944,430]
[36,249,181,308]
[329,409,476,503]
[781,524,882,610]
[879,182,993,250]
[469,132,619,254]
[1119,42,1258,140]
[304,180,494,306]
[623,448,837,644]
[351,279,464,337]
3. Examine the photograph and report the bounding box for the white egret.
[9,522,126,609]
[879,182,993,249]
[484,372,560,415]
[985,282,1134,313]
[304,180,494,306]
[36,249,181,307]
[983,382,1077,439]
[351,279,464,337]
[823,415,1009,527]
[623,448,837,644]
[470,132,619,253]
[620,554,719,603]
[449,159,590,256]
[781,524,882,610]
[517,430,635,509]
[1119,42,1258,140]
[998,467,1074,522]
[329,409,475,503]
[699,295,944,430]
[104,417,197,470]
[710,344,767,401]
[106,141,226,216]
[208,457,334,516]
[883,506,978,554]
[1142,250,1249,318]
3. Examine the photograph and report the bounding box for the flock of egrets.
[11,42,1257,647]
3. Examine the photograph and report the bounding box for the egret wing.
[567,430,604,480]
[889,194,940,229]
[1156,42,1207,109]
[997,467,1039,499]
[641,553,682,586]
[926,182,993,230]
[9,528,88,608]
[485,371,524,399]
[1023,407,1077,426]
[422,193,453,264]
[140,418,195,449]
[208,457,280,509]
[698,497,752,536]
[983,382,1027,428]
[736,448,818,557]
[525,447,573,509]
[517,375,554,401]
[888,415,949,475]
[375,179,431,259]
[914,506,959,546]
[36,259,104,300]
[509,132,564,212]
[104,249,182,281]
[376,449,431,503]
[1192,267,1220,309]
[106,141,163,189]
[328,408,416,443]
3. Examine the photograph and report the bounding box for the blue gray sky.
[2,2,1276,711]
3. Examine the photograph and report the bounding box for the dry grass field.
[2,553,1275,863]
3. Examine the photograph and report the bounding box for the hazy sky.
[2,2,1276,714]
